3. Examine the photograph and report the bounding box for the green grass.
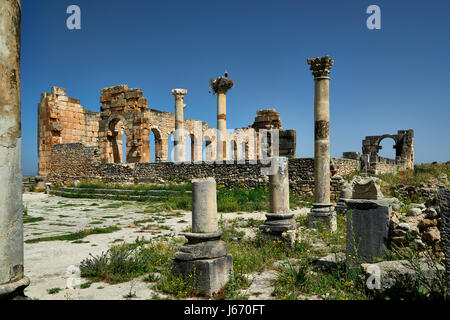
[377,162,449,187]
[23,216,45,224]
[47,288,61,295]
[70,180,191,193]
[25,226,121,244]
[79,237,178,284]
[80,282,92,289]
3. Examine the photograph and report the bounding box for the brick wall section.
[48,143,359,201]
[38,87,100,175]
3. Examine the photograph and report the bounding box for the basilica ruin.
[37,83,297,176]
[36,80,414,196]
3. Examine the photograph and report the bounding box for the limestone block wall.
[49,143,101,179]
[38,87,100,175]
[47,142,359,201]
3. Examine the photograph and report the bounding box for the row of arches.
[105,116,274,164]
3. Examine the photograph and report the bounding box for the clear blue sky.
[21,0,450,175]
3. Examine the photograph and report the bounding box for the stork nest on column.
[210,77,234,94]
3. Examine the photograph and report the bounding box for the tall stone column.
[0,0,30,299]
[307,56,337,232]
[210,76,234,161]
[172,89,187,163]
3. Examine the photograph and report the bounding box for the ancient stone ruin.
[358,130,415,174]
[37,84,297,176]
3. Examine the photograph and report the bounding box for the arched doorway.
[107,117,125,163]
[149,127,163,162]
[377,136,397,161]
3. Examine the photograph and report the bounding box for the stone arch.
[106,116,128,163]
[149,126,163,162]
[361,129,414,173]
[376,135,399,160]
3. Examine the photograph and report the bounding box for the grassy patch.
[377,162,449,187]
[23,216,45,224]
[47,288,61,295]
[80,237,178,284]
[80,282,92,289]
[25,226,121,244]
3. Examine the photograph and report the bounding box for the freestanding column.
[0,0,30,299]
[306,56,337,232]
[172,178,233,295]
[210,76,234,161]
[260,157,297,244]
[172,89,187,163]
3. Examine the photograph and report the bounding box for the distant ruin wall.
[47,143,359,201]
[38,87,100,176]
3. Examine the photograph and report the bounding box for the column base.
[308,204,337,232]
[172,231,232,296]
[259,213,298,245]
[0,277,30,300]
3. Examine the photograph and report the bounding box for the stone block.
[346,199,394,264]
[362,259,444,296]
[174,240,228,261]
[352,178,384,200]
[172,255,233,295]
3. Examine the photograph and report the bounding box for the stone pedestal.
[260,157,297,243]
[306,56,336,232]
[345,199,394,266]
[172,178,232,295]
[173,232,233,296]
[0,0,30,299]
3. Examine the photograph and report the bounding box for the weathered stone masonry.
[47,142,359,201]
[38,85,297,176]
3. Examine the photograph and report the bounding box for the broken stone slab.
[352,177,384,200]
[312,252,346,271]
[362,259,445,296]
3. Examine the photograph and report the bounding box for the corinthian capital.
[171,89,188,97]
[307,55,334,78]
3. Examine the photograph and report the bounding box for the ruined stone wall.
[38,87,100,175]
[47,142,358,201]
[38,85,297,174]
[361,129,414,174]
[49,143,101,179]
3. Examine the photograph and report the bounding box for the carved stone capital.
[307,55,334,78]
[171,89,188,97]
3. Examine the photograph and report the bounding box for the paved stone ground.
[23,192,309,300]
